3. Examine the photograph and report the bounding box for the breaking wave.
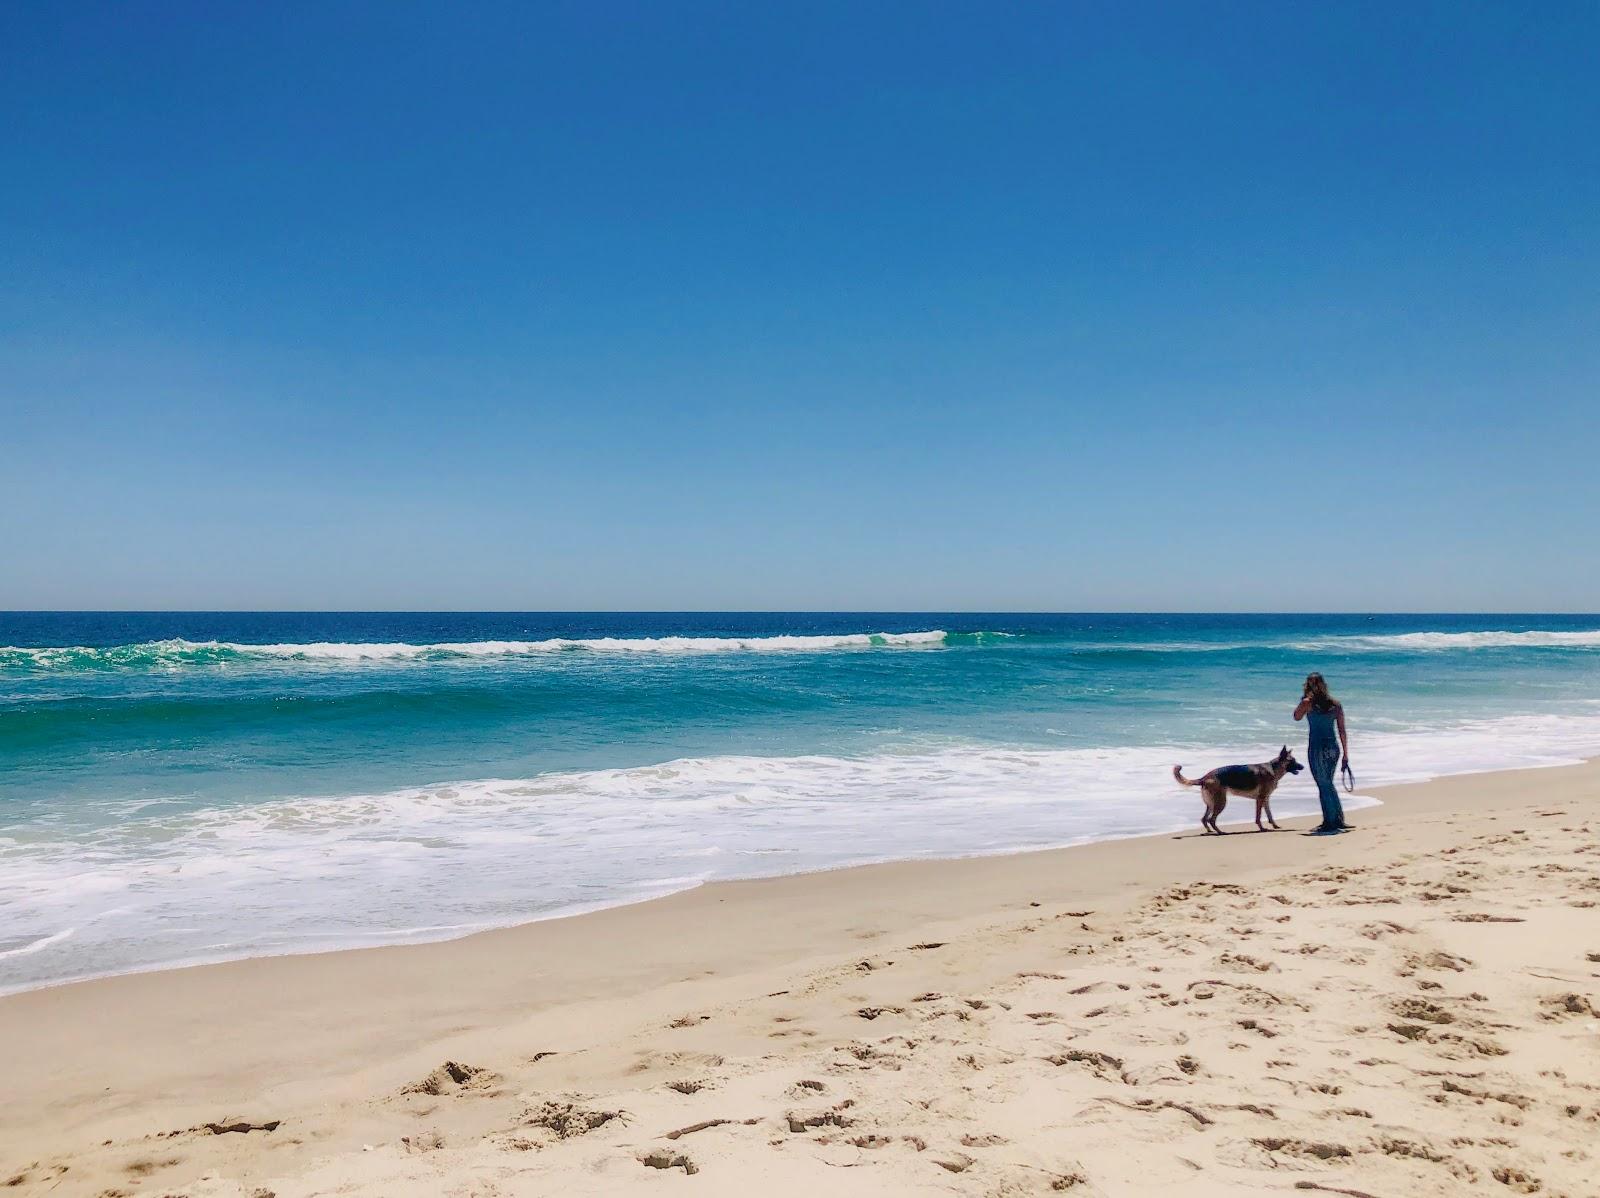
[1289,629,1600,653]
[1086,629,1600,655]
[0,630,953,670]
[9,626,1600,671]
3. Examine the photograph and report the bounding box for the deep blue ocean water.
[4,612,1598,992]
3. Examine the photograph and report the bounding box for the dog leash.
[1340,760,1355,793]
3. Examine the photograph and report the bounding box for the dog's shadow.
[1169,827,1286,840]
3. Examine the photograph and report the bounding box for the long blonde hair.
[1303,672,1338,713]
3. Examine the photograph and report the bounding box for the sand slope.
[3,764,1598,1196]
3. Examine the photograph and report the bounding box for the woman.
[1294,672,1350,833]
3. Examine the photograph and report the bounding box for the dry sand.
[3,760,1598,1197]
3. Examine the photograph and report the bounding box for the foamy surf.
[1297,629,1600,651]
[0,630,952,670]
[6,707,1599,994]
[0,927,76,961]
[1058,629,1600,654]
[9,625,1600,672]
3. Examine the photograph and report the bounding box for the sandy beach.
[3,759,1597,1197]
[8,3,1596,1192]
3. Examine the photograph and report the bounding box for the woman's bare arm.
[1336,704,1349,761]
[1294,697,1311,720]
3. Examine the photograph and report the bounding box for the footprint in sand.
[855,1005,905,1020]
[1249,1135,1353,1164]
[521,1100,624,1140]
[849,1133,894,1148]
[1046,1048,1124,1080]
[3,1165,69,1189]
[1492,1165,1543,1193]
[122,1155,183,1178]
[1391,997,1458,1025]
[961,1132,1008,1147]
[639,1149,698,1174]
[786,1100,855,1133]
[1539,992,1599,1020]
[400,1060,500,1096]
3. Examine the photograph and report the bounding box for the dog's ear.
[1279,745,1288,758]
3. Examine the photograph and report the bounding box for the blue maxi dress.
[1306,705,1346,830]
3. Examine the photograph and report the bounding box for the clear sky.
[2,2,1596,612]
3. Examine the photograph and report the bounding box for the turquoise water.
[3,612,1598,992]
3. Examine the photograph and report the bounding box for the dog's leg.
[1210,789,1228,834]
[1254,793,1272,831]
[1258,780,1281,830]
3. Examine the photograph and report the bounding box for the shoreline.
[0,791,1397,1002]
[17,728,1597,1001]
[40,745,1593,1002]
[4,754,1598,1196]
[0,754,1586,1005]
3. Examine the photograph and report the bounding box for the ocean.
[3,612,1597,994]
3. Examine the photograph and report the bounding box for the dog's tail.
[1173,765,1198,787]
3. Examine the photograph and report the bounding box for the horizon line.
[4,609,1599,618]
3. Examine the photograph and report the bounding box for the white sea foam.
[1052,629,1600,655]
[1290,629,1600,652]
[227,631,953,658]
[0,927,75,961]
[0,630,952,668]
[1085,629,1600,654]
[10,627,1600,670]
[5,707,1598,994]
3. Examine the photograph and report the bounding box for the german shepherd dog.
[1173,747,1303,834]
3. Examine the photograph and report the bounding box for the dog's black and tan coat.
[1173,747,1303,834]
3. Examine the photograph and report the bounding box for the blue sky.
[2,2,1596,611]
